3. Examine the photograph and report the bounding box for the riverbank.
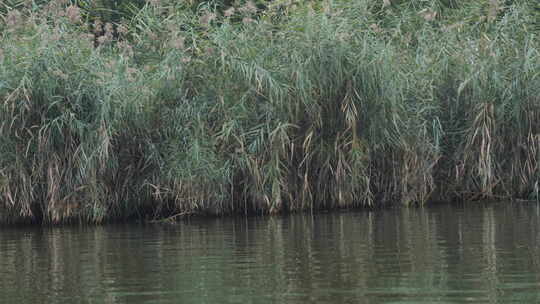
[1,0,538,224]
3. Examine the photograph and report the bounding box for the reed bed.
[0,0,538,223]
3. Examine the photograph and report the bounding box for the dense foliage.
[0,0,538,223]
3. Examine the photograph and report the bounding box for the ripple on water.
[2,204,540,303]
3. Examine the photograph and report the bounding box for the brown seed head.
[117,24,128,35]
[97,35,108,45]
[244,1,257,14]
[118,41,134,57]
[369,23,382,33]
[170,36,185,50]
[45,1,63,16]
[199,12,216,26]
[104,23,114,35]
[418,8,437,21]
[66,5,82,24]
[6,10,22,30]
[93,19,103,33]
[224,7,235,17]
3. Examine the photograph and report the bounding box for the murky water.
[1,203,540,303]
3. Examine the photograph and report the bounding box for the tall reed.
[0,0,538,223]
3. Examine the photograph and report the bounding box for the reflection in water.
[1,204,540,303]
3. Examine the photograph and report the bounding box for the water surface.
[1,203,540,303]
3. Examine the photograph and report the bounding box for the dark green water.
[1,204,540,303]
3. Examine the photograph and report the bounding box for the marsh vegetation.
[0,0,538,223]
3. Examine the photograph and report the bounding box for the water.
[1,203,540,303]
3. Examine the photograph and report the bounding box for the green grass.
[0,0,538,223]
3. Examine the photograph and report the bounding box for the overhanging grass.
[0,0,538,223]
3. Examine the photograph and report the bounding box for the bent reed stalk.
[0,0,538,224]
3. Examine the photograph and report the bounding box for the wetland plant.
[0,0,538,223]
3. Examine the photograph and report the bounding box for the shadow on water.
[1,203,540,303]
